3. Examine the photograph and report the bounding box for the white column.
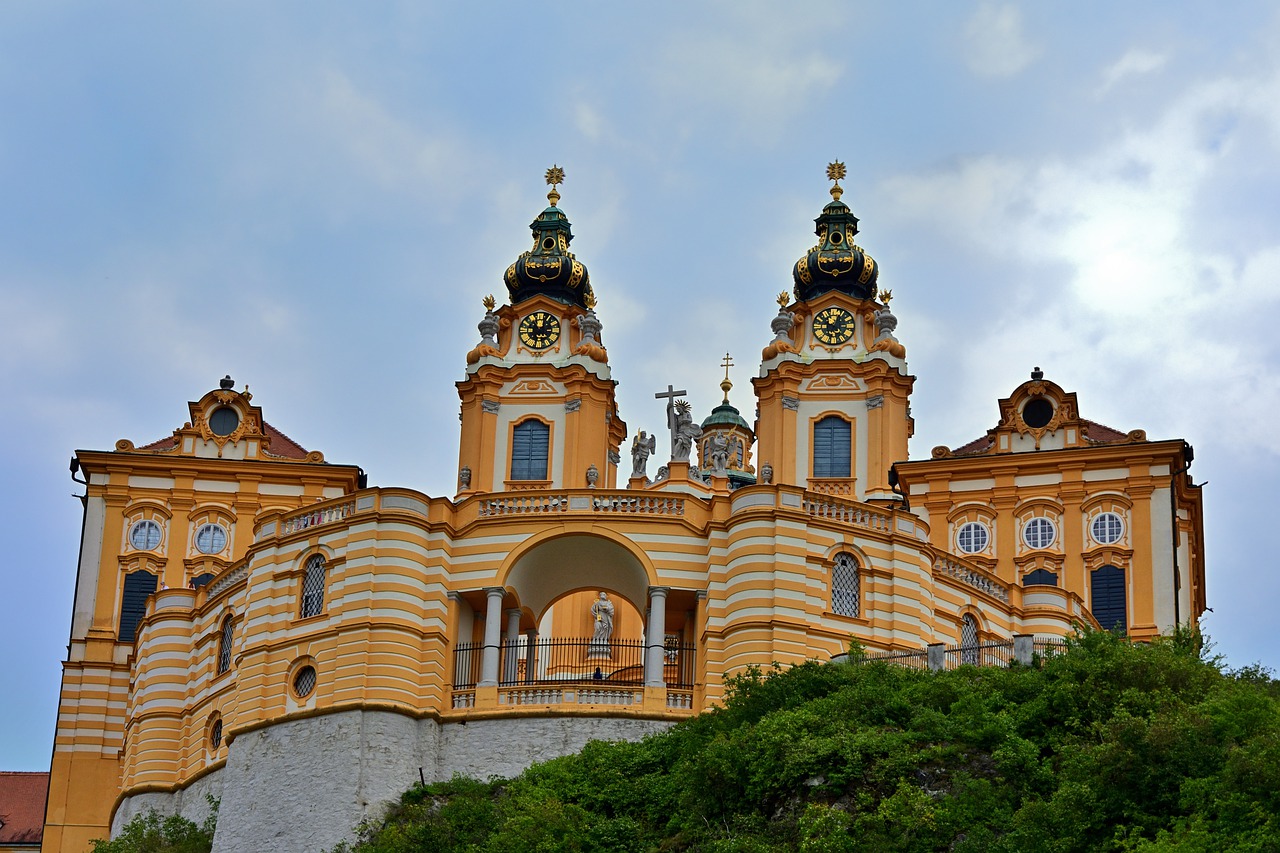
[478,588,505,687]
[523,628,538,684]
[644,587,670,688]
[502,608,522,684]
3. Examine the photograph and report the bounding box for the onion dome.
[504,166,594,309]
[792,161,879,302]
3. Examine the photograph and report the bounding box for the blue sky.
[3,2,1280,770]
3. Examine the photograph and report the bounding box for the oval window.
[209,407,240,436]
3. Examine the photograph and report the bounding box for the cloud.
[651,11,842,136]
[962,3,1040,79]
[1098,48,1170,94]
[880,65,1280,455]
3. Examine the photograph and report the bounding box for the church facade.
[42,168,1207,853]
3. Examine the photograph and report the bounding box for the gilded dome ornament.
[791,162,879,303]
[506,167,595,309]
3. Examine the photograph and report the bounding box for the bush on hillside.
[338,630,1280,852]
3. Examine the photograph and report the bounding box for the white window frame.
[956,521,990,554]
[1022,517,1056,550]
[1090,512,1124,545]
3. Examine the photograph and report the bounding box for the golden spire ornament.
[826,160,847,201]
[483,294,496,311]
[878,288,893,306]
[777,291,791,308]
[545,164,565,206]
[720,353,734,404]
[584,290,597,310]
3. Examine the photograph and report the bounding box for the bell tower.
[753,162,914,502]
[456,167,626,495]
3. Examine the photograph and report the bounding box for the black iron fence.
[453,637,696,690]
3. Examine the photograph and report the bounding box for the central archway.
[503,532,652,620]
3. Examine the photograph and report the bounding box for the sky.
[3,1,1280,771]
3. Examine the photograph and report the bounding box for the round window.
[293,665,317,698]
[129,520,162,551]
[541,236,556,250]
[1021,398,1054,429]
[195,523,228,555]
[1091,512,1124,545]
[1023,517,1056,549]
[208,407,240,436]
[956,521,990,554]
[829,230,844,245]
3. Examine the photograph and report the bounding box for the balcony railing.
[452,638,696,690]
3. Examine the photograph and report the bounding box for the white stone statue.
[591,592,614,641]
[672,401,703,462]
[631,431,656,479]
[588,592,615,659]
[708,432,730,475]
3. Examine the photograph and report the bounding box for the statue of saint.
[672,401,703,462]
[631,431,656,479]
[588,592,615,658]
[709,432,730,475]
[591,592,614,641]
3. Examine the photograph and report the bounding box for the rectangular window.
[511,420,550,480]
[813,416,851,478]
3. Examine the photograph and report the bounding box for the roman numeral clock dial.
[812,307,854,345]
[519,311,561,349]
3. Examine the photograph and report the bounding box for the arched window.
[191,573,215,589]
[118,570,157,643]
[300,555,326,618]
[1091,564,1128,633]
[217,615,235,675]
[960,614,980,664]
[511,420,550,480]
[1023,569,1058,587]
[831,553,860,618]
[813,416,851,478]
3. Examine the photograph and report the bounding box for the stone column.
[478,588,505,687]
[503,609,522,684]
[644,587,670,688]
[523,628,538,684]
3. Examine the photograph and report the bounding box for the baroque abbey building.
[42,168,1207,853]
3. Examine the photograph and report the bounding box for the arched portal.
[504,533,651,620]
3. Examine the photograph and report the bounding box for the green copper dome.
[701,402,749,431]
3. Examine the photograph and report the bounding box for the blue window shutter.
[1023,569,1058,586]
[119,571,158,643]
[511,420,550,480]
[1091,565,1128,632]
[813,417,850,478]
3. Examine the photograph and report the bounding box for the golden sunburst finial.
[826,160,846,201]
[878,288,893,306]
[776,291,791,308]
[584,290,597,310]
[545,164,565,206]
[482,294,496,311]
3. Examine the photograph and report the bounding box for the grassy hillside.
[338,630,1280,852]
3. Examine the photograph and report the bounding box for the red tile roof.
[262,422,309,459]
[133,422,310,460]
[0,771,48,845]
[950,418,1132,456]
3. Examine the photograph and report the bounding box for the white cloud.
[881,66,1280,455]
[1098,48,1170,94]
[962,3,1040,79]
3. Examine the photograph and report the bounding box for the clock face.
[519,311,561,349]
[812,307,855,345]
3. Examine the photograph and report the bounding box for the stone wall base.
[113,710,674,853]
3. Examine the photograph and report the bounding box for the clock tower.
[456,169,626,494]
[753,164,914,502]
